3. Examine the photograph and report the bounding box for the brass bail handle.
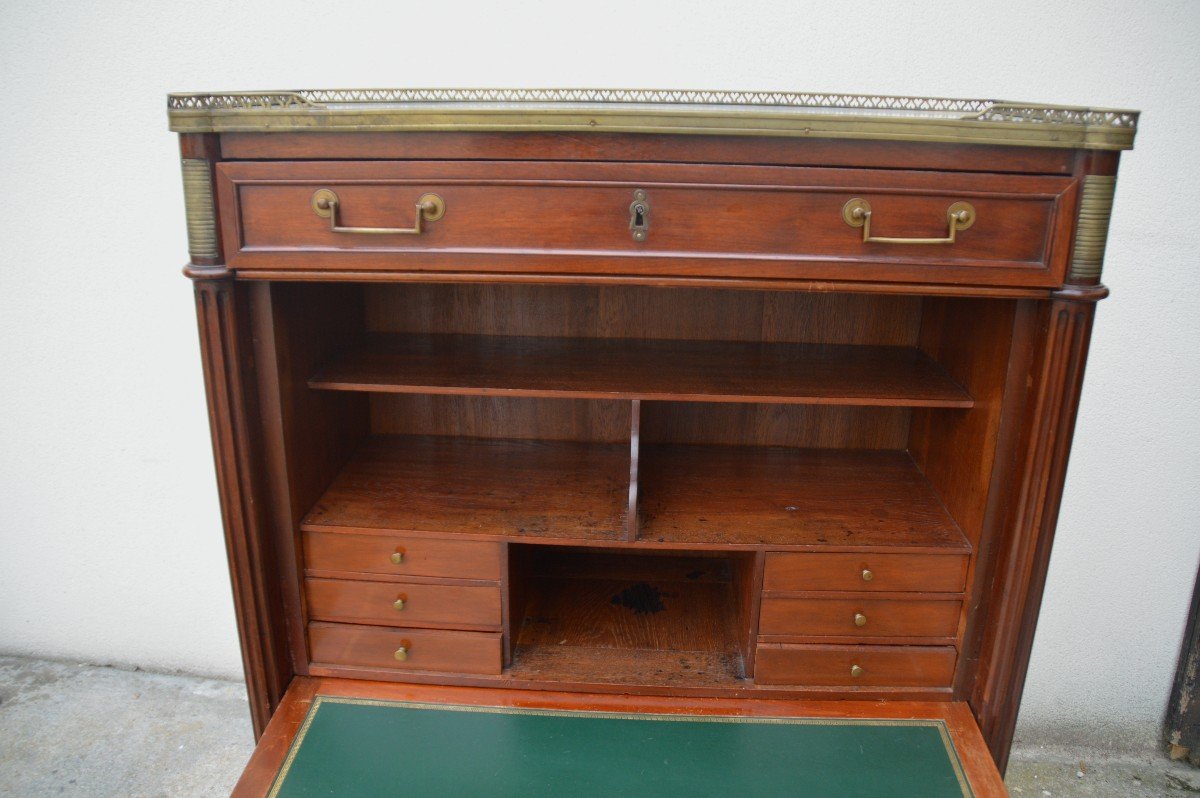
[842,198,975,245]
[312,189,445,235]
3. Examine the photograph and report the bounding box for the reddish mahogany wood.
[309,333,974,407]
[638,445,968,549]
[304,435,630,541]
[305,577,503,629]
[232,677,1008,797]
[763,552,970,593]
[755,643,958,687]
[217,159,1075,286]
[759,595,962,638]
[308,622,503,675]
[220,129,1075,175]
[303,529,503,580]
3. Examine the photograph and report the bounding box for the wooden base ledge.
[234,676,1007,797]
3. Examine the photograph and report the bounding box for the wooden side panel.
[193,279,290,737]
[971,294,1102,771]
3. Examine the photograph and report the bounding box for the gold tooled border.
[267,695,972,798]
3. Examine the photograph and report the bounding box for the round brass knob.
[390,551,405,565]
[854,613,868,627]
[850,664,864,678]
[393,598,406,611]
[861,569,874,582]
[394,646,409,662]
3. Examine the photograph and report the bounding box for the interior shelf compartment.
[508,547,752,687]
[303,435,630,541]
[636,444,969,551]
[309,333,974,408]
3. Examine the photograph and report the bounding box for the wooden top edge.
[166,89,1139,150]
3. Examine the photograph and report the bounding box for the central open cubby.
[507,546,756,687]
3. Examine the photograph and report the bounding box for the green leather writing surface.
[270,697,971,797]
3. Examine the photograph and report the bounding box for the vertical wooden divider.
[625,399,642,542]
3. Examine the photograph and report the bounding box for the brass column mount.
[181,158,218,262]
[1068,175,1118,283]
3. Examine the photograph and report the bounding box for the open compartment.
[507,546,758,687]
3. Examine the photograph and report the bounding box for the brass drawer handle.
[842,198,975,245]
[854,613,868,627]
[312,189,445,235]
[394,646,409,661]
[390,550,405,565]
[850,664,864,678]
[393,598,406,611]
[861,569,874,582]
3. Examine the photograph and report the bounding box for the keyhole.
[633,204,646,227]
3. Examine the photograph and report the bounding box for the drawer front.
[304,530,503,581]
[763,553,968,594]
[218,161,1075,287]
[759,596,961,638]
[309,622,502,675]
[754,643,956,687]
[306,577,503,629]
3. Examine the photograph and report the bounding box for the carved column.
[182,134,290,738]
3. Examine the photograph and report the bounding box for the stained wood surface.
[308,622,503,675]
[759,595,962,638]
[305,577,503,629]
[509,645,745,688]
[304,435,630,541]
[311,333,973,407]
[233,677,1007,798]
[755,644,958,687]
[218,159,1074,287]
[763,552,970,593]
[303,529,503,580]
[370,394,632,443]
[639,445,968,549]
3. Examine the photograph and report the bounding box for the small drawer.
[754,643,956,687]
[763,552,968,594]
[309,622,502,675]
[303,530,503,581]
[306,577,502,629]
[218,160,1075,287]
[759,596,961,638]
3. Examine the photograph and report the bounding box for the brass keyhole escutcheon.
[390,551,405,565]
[629,189,649,242]
[394,646,409,662]
[850,664,864,678]
[854,613,868,627]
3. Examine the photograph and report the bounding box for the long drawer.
[309,622,503,675]
[303,530,503,581]
[759,595,961,638]
[217,160,1076,287]
[763,552,968,594]
[754,643,957,687]
[306,577,502,629]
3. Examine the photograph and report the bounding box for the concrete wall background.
[1,0,1197,749]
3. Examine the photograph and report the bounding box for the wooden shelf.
[638,445,968,551]
[310,333,973,408]
[303,435,629,541]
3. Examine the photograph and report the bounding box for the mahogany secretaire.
[168,90,1138,796]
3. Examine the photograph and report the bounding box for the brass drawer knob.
[390,551,405,565]
[393,598,406,611]
[394,646,409,662]
[850,664,864,678]
[861,569,874,582]
[854,613,868,627]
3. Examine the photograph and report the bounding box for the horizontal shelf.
[638,444,968,551]
[304,435,630,541]
[309,333,973,408]
[303,435,967,552]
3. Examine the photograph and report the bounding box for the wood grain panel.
[760,596,962,638]
[639,402,909,449]
[309,622,503,675]
[369,395,631,443]
[763,553,969,593]
[306,577,502,629]
[303,529,503,580]
[755,644,957,687]
[311,333,972,407]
